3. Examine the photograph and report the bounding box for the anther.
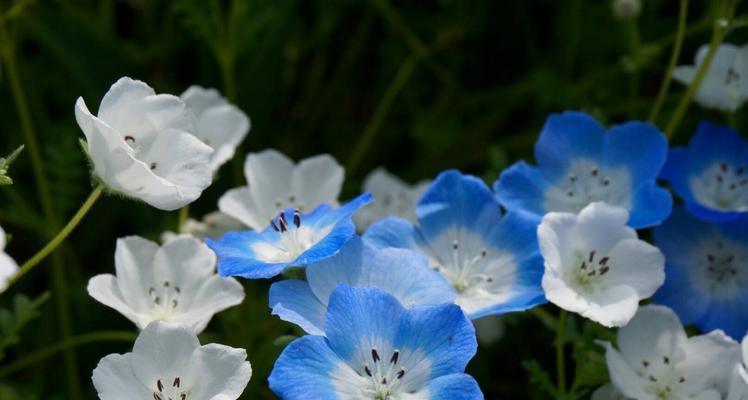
[591,168,599,176]
[278,214,288,233]
[642,360,649,367]
[173,377,181,388]
[155,297,161,305]
[371,348,380,363]
[602,178,610,186]
[649,375,657,382]
[153,394,163,400]
[172,300,178,308]
[364,364,372,377]
[663,356,669,364]
[149,288,155,295]
[721,162,728,172]
[293,209,301,228]
[125,135,135,143]
[157,379,164,392]
[397,368,406,379]
[150,162,157,170]
[270,219,280,232]
[737,165,745,175]
[599,257,609,266]
[486,276,494,283]
[580,261,587,270]
[569,174,577,182]
[452,240,459,250]
[481,249,487,257]
[567,190,574,197]
[678,376,686,383]
[288,194,296,203]
[390,350,400,365]
[175,286,181,294]
[588,251,596,263]
[599,266,610,275]
[717,175,724,183]
[707,254,715,263]
[164,281,170,287]
[381,377,387,385]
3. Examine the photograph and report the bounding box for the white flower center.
[358,348,408,399]
[568,249,612,292]
[122,134,163,176]
[251,209,333,263]
[543,159,632,213]
[690,161,748,211]
[147,280,182,320]
[692,237,747,300]
[435,240,495,293]
[152,376,190,400]
[632,355,688,399]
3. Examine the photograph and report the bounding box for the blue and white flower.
[268,236,455,336]
[365,170,545,319]
[354,167,430,231]
[494,111,672,228]
[268,285,482,400]
[600,305,739,400]
[207,193,371,279]
[673,44,748,113]
[219,149,344,231]
[653,207,748,340]
[87,235,244,333]
[539,202,665,327]
[0,225,17,294]
[180,86,250,172]
[92,321,252,400]
[660,122,748,222]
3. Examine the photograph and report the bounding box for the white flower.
[673,44,748,113]
[219,149,344,231]
[87,235,244,333]
[75,77,214,211]
[538,202,665,327]
[180,86,250,171]
[161,211,245,242]
[92,320,251,400]
[353,167,429,231]
[0,226,18,293]
[727,335,748,400]
[601,305,740,400]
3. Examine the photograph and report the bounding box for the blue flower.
[364,169,545,319]
[653,207,748,339]
[660,122,748,222]
[206,193,371,279]
[269,236,455,335]
[268,285,483,400]
[494,111,672,228]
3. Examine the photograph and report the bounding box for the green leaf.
[0,145,24,185]
[0,292,50,361]
[521,359,558,398]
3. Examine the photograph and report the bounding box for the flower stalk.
[648,0,689,123]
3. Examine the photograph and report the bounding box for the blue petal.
[686,122,746,173]
[394,302,477,378]
[493,161,549,216]
[305,193,373,229]
[423,373,484,400]
[417,170,501,239]
[269,280,327,336]
[697,296,748,340]
[294,219,357,266]
[206,231,289,279]
[363,216,425,251]
[685,201,743,223]
[307,237,456,312]
[268,335,340,400]
[601,121,668,183]
[534,111,606,181]
[628,182,673,228]
[324,285,405,361]
[660,147,694,203]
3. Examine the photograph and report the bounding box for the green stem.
[7,184,104,288]
[177,205,190,231]
[556,309,568,397]
[345,55,420,176]
[649,0,689,123]
[0,330,136,378]
[664,0,736,138]
[626,18,642,117]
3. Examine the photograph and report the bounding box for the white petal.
[114,236,159,314]
[541,269,592,314]
[187,343,251,399]
[290,154,344,209]
[604,238,665,298]
[154,235,216,292]
[579,284,640,327]
[616,305,687,369]
[0,253,18,293]
[195,104,250,171]
[573,202,636,254]
[601,342,653,400]
[218,186,262,229]
[173,275,244,334]
[92,353,152,400]
[244,149,294,221]
[87,274,150,329]
[180,86,227,116]
[130,321,200,387]
[591,383,630,400]
[538,211,578,275]
[680,330,740,393]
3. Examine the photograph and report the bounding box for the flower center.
[573,250,612,288]
[633,355,687,399]
[251,209,332,263]
[691,161,748,211]
[152,376,189,400]
[358,348,407,399]
[148,280,181,319]
[543,160,632,213]
[434,240,494,293]
[694,238,747,299]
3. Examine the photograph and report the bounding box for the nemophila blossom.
[660,122,748,222]
[268,236,454,335]
[219,149,344,231]
[673,44,748,112]
[365,169,545,319]
[92,320,251,400]
[269,285,482,400]
[161,211,245,242]
[354,167,430,231]
[538,202,665,327]
[75,77,214,211]
[495,111,671,228]
[600,305,740,400]
[0,226,17,293]
[87,235,244,333]
[180,86,250,171]
[207,193,371,279]
[727,335,748,400]
[653,208,748,339]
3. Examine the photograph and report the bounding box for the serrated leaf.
[522,359,558,398]
[0,145,24,186]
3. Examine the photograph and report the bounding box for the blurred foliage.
[0,0,747,398]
